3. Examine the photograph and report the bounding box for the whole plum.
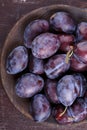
[73,73,87,97]
[69,98,87,122]
[6,46,28,74]
[76,22,87,42]
[52,104,73,124]
[32,33,61,59]
[52,98,87,124]
[50,12,76,33]
[45,79,59,104]
[58,34,75,52]
[44,54,70,79]
[57,75,78,106]
[15,73,44,98]
[29,53,44,74]
[74,41,87,64]
[24,19,49,48]
[70,54,87,72]
[31,94,51,122]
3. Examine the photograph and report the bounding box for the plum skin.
[50,12,76,33]
[45,79,60,104]
[76,22,87,42]
[31,94,51,122]
[57,75,78,107]
[32,33,61,59]
[15,73,44,98]
[24,19,49,48]
[74,41,87,64]
[58,34,75,52]
[29,53,44,74]
[70,54,87,72]
[6,46,28,74]
[44,54,70,79]
[52,98,87,124]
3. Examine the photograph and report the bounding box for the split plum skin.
[44,54,70,79]
[70,54,87,72]
[73,41,87,64]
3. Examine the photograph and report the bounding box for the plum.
[24,19,49,48]
[6,46,28,74]
[32,33,61,59]
[15,73,44,98]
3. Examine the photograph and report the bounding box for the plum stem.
[59,107,67,117]
[65,46,73,64]
[55,107,67,120]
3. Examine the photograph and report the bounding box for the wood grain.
[1,1,87,130]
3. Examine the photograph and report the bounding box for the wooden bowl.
[1,4,87,128]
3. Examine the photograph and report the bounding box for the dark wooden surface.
[1,1,87,130]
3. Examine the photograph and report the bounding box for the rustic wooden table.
[1,0,87,130]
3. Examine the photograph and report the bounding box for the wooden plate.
[1,4,87,128]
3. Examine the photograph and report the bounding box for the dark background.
[0,0,87,130]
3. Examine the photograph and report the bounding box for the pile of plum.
[6,11,87,124]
